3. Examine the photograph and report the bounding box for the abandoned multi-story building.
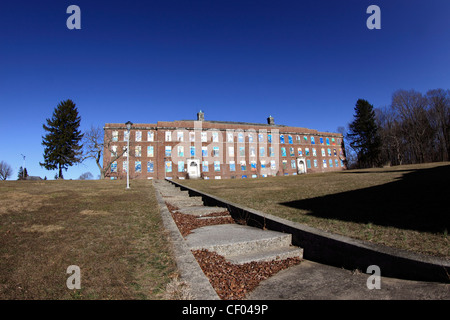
[103,111,346,180]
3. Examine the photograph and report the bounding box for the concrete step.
[166,198,205,207]
[186,224,294,257]
[226,246,303,265]
[177,206,229,217]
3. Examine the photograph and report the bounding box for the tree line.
[346,89,450,168]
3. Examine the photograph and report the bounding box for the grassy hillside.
[0,179,176,299]
[180,162,450,258]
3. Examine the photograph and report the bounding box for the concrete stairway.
[186,224,303,265]
[154,179,303,265]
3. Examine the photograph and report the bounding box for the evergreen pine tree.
[347,99,381,168]
[40,99,83,179]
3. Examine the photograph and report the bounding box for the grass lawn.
[0,179,176,299]
[180,162,450,258]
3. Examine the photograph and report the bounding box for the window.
[135,161,141,172]
[289,147,295,157]
[165,146,172,157]
[202,146,208,157]
[189,132,195,142]
[165,161,172,172]
[135,131,142,142]
[201,132,207,142]
[165,131,172,142]
[312,148,316,157]
[311,136,315,145]
[305,148,310,156]
[238,133,244,143]
[135,146,142,157]
[112,131,118,142]
[249,147,256,157]
[323,159,327,168]
[239,147,245,157]
[335,159,339,167]
[178,161,185,172]
[328,148,332,156]
[314,159,318,167]
[214,161,220,172]
[321,148,326,157]
[268,134,272,143]
[296,135,301,143]
[258,134,264,142]
[282,160,287,169]
[229,161,236,171]
[291,160,296,169]
[111,161,117,173]
[240,161,246,171]
[329,159,333,167]
[280,135,285,144]
[147,146,154,157]
[298,148,302,156]
[306,160,311,169]
[250,161,257,171]
[147,161,154,173]
[227,132,234,142]
[212,132,219,142]
[270,160,276,170]
[261,160,266,168]
[326,137,330,145]
[202,161,209,172]
[190,146,195,157]
[147,131,154,142]
[124,131,129,141]
[269,147,275,157]
[281,147,286,157]
[288,135,293,144]
[333,149,337,156]
[213,146,219,157]
[177,131,184,142]
[248,134,253,143]
[319,137,324,144]
[259,147,265,157]
[228,146,234,157]
[111,146,117,158]
[178,146,184,157]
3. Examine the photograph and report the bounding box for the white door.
[297,158,306,174]
[187,159,200,179]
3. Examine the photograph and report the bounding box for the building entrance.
[187,159,200,179]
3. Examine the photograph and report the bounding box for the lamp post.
[125,121,133,189]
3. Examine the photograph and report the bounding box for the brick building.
[103,111,346,180]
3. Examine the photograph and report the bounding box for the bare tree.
[426,89,450,161]
[0,161,13,180]
[83,126,131,179]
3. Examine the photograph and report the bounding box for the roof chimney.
[267,115,274,125]
[197,110,205,121]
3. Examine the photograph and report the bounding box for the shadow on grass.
[280,165,450,234]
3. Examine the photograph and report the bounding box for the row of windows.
[113,145,343,158]
[111,130,340,146]
[111,158,345,174]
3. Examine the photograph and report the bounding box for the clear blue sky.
[1,0,449,179]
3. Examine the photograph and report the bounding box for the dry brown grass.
[0,179,176,300]
[180,162,450,258]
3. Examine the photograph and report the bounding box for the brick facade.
[103,113,346,180]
